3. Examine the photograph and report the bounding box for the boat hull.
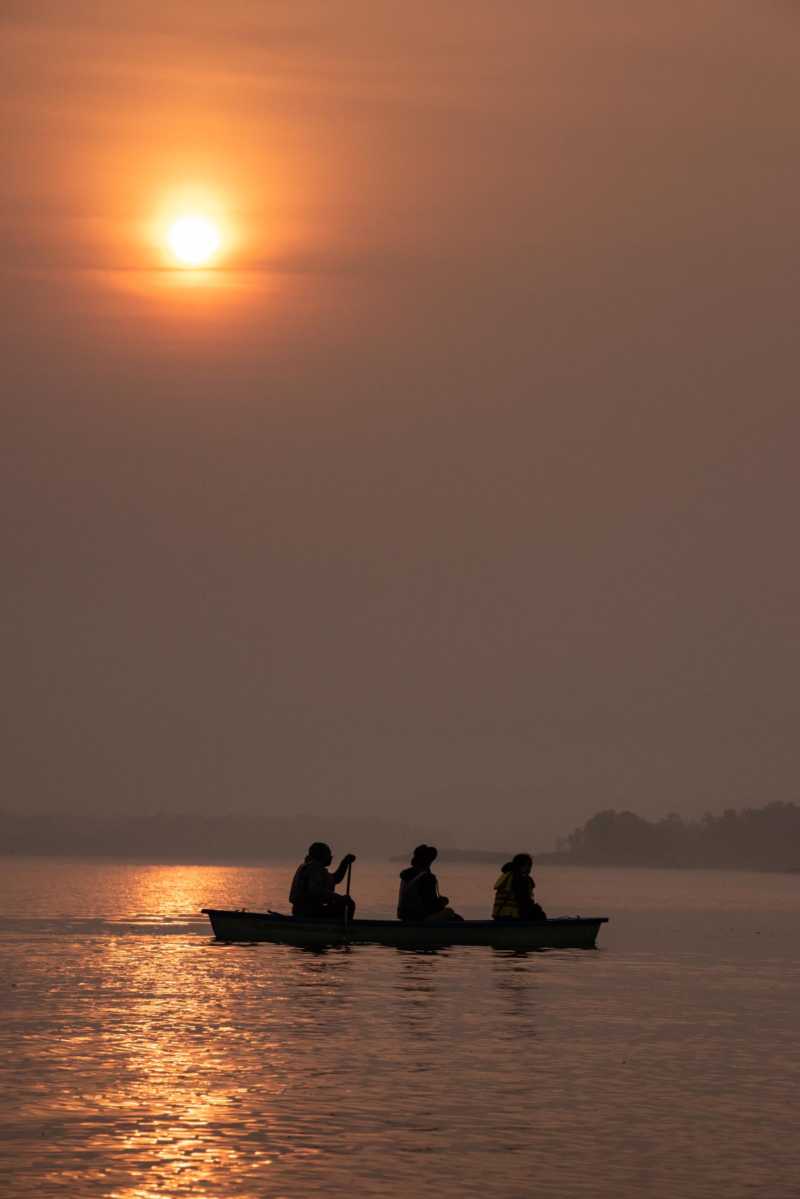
[201,909,608,949]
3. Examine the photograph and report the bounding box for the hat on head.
[411,843,438,866]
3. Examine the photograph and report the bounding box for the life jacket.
[397,869,430,920]
[492,870,520,919]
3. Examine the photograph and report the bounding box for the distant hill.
[543,802,800,872]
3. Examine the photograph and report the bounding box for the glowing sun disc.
[167,215,221,266]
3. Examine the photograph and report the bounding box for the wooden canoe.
[202,908,608,949]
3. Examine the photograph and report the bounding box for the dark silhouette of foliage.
[557,802,800,870]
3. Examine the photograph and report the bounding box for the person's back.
[290,842,356,920]
[289,857,331,913]
[397,864,439,921]
[397,845,462,922]
[492,853,547,921]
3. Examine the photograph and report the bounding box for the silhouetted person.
[492,853,547,921]
[290,842,356,920]
[397,844,463,922]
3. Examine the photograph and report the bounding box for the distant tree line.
[3,802,798,870]
[550,802,800,871]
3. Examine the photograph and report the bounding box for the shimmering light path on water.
[1,861,798,1198]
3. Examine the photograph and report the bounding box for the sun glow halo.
[166,215,222,267]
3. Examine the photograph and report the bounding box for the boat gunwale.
[201,908,608,930]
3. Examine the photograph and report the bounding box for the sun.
[166,215,222,267]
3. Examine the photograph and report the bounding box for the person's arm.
[330,853,356,886]
[513,873,535,917]
[420,872,448,911]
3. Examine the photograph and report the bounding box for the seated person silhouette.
[492,853,547,920]
[397,844,463,922]
[289,842,356,920]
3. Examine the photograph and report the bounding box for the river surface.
[1,859,798,1198]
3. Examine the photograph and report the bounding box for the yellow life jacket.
[492,870,520,919]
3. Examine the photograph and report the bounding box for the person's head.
[307,841,333,866]
[511,852,533,874]
[411,843,438,869]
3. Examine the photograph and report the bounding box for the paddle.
[344,860,353,929]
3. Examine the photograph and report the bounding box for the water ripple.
[1,861,799,1197]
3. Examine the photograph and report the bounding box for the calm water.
[1,859,798,1198]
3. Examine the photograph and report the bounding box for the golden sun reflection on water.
[25,864,334,1197]
[61,935,292,1196]
[4,862,800,1198]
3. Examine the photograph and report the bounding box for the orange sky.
[6,3,796,318]
[2,2,799,848]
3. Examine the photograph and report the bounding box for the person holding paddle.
[289,842,356,921]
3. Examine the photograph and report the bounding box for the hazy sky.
[2,1,799,849]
